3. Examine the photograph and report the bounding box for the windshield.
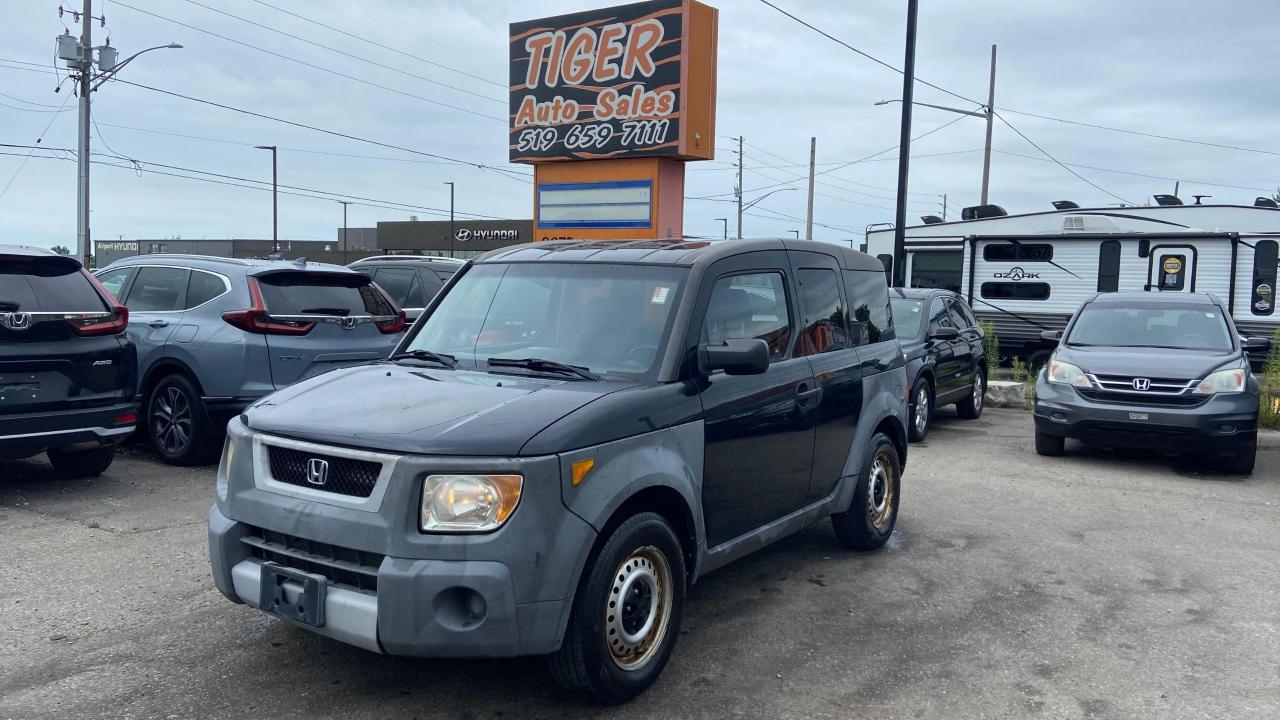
[888,297,926,338]
[407,262,688,379]
[1066,303,1233,351]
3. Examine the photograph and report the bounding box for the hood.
[1053,345,1239,380]
[243,363,636,455]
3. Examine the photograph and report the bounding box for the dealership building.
[93,219,532,267]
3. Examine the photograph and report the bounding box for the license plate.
[1128,412,1149,421]
[259,563,327,627]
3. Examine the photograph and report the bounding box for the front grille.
[1090,373,1194,393]
[1075,388,1208,407]
[242,526,382,594]
[267,445,381,498]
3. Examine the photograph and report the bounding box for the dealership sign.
[509,0,717,163]
[455,228,519,242]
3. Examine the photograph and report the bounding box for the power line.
[179,0,505,106]
[997,107,1280,159]
[249,0,506,90]
[0,92,73,202]
[991,148,1275,194]
[993,111,1132,205]
[110,1,505,122]
[0,90,62,108]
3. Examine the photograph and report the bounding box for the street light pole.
[715,217,727,239]
[337,200,352,264]
[892,0,919,288]
[444,182,455,258]
[254,146,278,253]
[980,44,997,206]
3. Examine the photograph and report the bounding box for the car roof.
[474,238,884,271]
[0,243,68,259]
[890,287,954,300]
[102,254,362,277]
[349,256,462,270]
[1088,291,1221,306]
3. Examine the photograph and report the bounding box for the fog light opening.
[433,587,488,630]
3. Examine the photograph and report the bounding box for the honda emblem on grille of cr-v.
[306,458,329,485]
[2,312,32,330]
[1132,378,1151,391]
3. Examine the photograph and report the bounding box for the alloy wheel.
[915,385,930,435]
[973,373,984,411]
[151,386,193,455]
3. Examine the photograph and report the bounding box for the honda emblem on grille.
[306,458,329,485]
[1132,377,1151,391]
[2,312,31,330]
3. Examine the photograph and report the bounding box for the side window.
[797,268,848,354]
[927,298,955,334]
[184,271,227,309]
[843,269,894,344]
[418,270,444,300]
[953,299,979,328]
[981,282,1051,300]
[95,268,131,302]
[983,243,1054,262]
[124,267,189,312]
[1250,240,1276,316]
[945,299,971,329]
[876,254,893,284]
[1098,240,1121,292]
[373,268,423,308]
[703,272,792,358]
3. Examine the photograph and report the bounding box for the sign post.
[510,0,718,242]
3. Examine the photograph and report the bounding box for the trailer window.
[983,243,1054,262]
[909,251,962,293]
[981,282,1051,300]
[1098,240,1121,292]
[1251,240,1277,315]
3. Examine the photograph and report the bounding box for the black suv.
[890,288,987,441]
[1,245,136,478]
[349,255,465,322]
[1034,292,1268,473]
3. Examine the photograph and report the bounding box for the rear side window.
[257,273,393,316]
[981,282,1051,300]
[843,269,895,344]
[704,272,792,358]
[1250,240,1277,315]
[184,271,227,309]
[0,258,107,312]
[797,268,848,354]
[125,267,190,312]
[372,268,425,308]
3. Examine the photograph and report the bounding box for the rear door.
[945,298,979,387]
[926,296,965,397]
[255,271,402,388]
[120,266,189,381]
[0,254,131,414]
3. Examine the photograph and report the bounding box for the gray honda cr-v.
[1034,292,1269,473]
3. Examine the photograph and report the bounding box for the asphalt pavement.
[2,408,1278,719]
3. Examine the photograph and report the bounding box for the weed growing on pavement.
[1260,329,1280,429]
[1010,357,1035,409]
[980,321,1000,370]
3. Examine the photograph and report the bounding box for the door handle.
[147,320,169,328]
[796,382,823,408]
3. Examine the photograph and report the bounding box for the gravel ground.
[2,407,1278,719]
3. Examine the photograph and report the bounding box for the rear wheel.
[46,445,115,479]
[148,374,220,466]
[1035,431,1065,457]
[549,512,685,704]
[908,380,932,442]
[832,433,900,551]
[956,367,986,419]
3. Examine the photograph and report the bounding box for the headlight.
[1193,368,1246,395]
[420,474,523,532]
[1047,360,1090,388]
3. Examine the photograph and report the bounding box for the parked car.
[1,245,136,478]
[209,239,909,703]
[348,255,465,322]
[94,255,405,465]
[1034,291,1268,473]
[889,288,987,441]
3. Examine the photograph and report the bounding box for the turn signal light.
[221,277,315,336]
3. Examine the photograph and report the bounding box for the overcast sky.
[2,0,1278,251]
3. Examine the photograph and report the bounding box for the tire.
[46,445,115,479]
[1224,436,1257,475]
[1035,431,1065,457]
[549,512,686,705]
[907,380,932,442]
[956,367,986,419]
[832,433,901,551]
[147,374,220,466]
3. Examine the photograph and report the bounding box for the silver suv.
[95,255,405,465]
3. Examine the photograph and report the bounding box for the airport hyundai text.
[208,239,909,703]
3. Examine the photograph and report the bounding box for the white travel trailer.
[865,202,1280,365]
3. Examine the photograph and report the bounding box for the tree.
[51,245,71,255]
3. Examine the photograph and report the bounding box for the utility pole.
[254,146,278,253]
[805,137,816,241]
[338,200,352,264]
[892,0,919,288]
[444,181,455,258]
[715,217,727,239]
[76,0,93,268]
[735,136,744,240]
[942,193,947,221]
[980,44,997,206]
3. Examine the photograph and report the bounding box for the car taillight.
[377,309,407,334]
[71,270,129,336]
[221,277,315,335]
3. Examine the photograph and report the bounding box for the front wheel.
[832,433,901,551]
[956,368,986,419]
[1035,431,1065,457]
[1224,436,1257,475]
[46,445,115,479]
[549,512,686,704]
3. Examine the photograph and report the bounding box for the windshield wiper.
[389,349,457,368]
[487,357,599,380]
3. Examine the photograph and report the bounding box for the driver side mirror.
[701,338,770,375]
[1040,330,1062,343]
[1243,335,1272,351]
[929,326,960,341]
